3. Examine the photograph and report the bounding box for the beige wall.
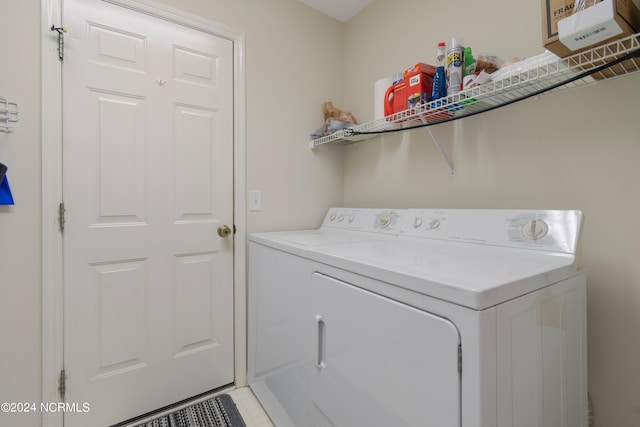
[343,1,640,426]
[0,2,44,427]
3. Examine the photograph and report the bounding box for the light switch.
[249,190,262,211]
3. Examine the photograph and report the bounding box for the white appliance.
[248,208,587,427]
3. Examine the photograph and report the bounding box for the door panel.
[89,89,147,224]
[89,259,147,378]
[174,105,217,218]
[174,253,220,356]
[311,273,461,427]
[62,0,234,425]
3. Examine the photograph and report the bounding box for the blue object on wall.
[0,174,14,205]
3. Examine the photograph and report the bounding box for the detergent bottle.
[384,72,407,117]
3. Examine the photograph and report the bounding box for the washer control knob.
[428,219,441,230]
[414,217,423,228]
[329,213,336,221]
[337,214,345,222]
[347,215,355,223]
[378,215,391,228]
[521,219,549,240]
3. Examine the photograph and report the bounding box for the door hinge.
[58,369,66,399]
[50,26,67,61]
[58,202,66,232]
[458,344,462,375]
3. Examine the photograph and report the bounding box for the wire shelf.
[0,96,19,133]
[310,32,640,149]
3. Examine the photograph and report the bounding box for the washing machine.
[248,208,587,427]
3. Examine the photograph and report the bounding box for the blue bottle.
[431,42,447,107]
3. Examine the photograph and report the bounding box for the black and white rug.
[133,394,246,427]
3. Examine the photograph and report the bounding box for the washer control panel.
[322,208,406,235]
[401,209,583,253]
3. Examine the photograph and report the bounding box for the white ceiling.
[297,0,372,23]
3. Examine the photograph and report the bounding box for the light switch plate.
[249,190,262,211]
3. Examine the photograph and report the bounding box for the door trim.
[41,1,246,426]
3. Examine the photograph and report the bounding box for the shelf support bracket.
[419,114,455,176]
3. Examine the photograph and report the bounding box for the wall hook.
[0,96,19,132]
[156,78,167,86]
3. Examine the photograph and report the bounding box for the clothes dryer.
[248,208,587,427]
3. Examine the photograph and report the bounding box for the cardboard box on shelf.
[541,0,640,57]
[403,63,436,110]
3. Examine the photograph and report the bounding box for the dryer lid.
[310,238,580,310]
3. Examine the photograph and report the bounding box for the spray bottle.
[431,42,447,107]
[464,47,476,76]
[446,37,464,95]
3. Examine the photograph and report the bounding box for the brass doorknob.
[218,224,232,238]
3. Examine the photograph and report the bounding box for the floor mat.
[133,394,247,427]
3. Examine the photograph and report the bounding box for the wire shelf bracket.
[420,114,455,175]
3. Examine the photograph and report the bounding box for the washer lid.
[310,237,580,310]
[249,228,391,255]
[248,208,408,255]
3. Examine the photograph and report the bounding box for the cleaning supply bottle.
[464,47,476,76]
[384,72,407,116]
[446,37,464,95]
[431,42,447,107]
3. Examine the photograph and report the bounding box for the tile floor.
[228,387,275,427]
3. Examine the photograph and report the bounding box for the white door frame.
[41,1,246,426]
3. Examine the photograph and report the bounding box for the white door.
[311,273,461,427]
[62,0,234,425]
